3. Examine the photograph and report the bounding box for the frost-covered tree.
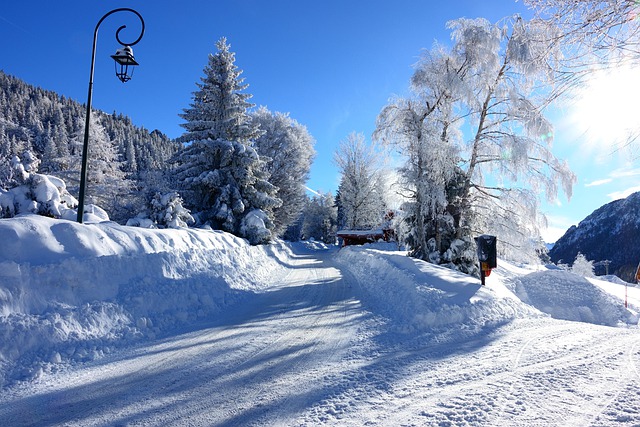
[334,132,386,231]
[572,252,595,278]
[447,17,575,262]
[525,1,640,149]
[251,106,315,237]
[375,45,472,269]
[526,0,640,62]
[376,17,576,272]
[174,38,281,244]
[376,48,475,272]
[301,192,337,244]
[57,115,130,219]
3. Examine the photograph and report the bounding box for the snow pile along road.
[334,244,539,334]
[515,269,638,326]
[335,244,638,332]
[0,215,288,385]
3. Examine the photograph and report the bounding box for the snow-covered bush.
[572,252,595,278]
[126,217,157,229]
[440,238,479,276]
[0,152,78,218]
[240,209,273,245]
[128,191,194,229]
[149,192,194,228]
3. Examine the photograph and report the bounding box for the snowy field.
[1,215,640,426]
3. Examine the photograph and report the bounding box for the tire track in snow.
[586,337,640,426]
[493,334,537,421]
[0,248,365,427]
[265,266,360,425]
[371,319,640,426]
[487,321,640,426]
[210,250,364,426]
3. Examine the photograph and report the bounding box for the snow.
[515,270,635,326]
[1,215,640,426]
[334,244,538,333]
[0,215,288,385]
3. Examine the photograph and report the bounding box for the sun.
[568,65,640,150]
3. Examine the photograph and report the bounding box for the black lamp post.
[77,8,145,223]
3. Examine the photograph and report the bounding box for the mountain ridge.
[549,191,640,282]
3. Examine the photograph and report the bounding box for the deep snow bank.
[0,215,289,385]
[335,244,638,333]
[334,244,539,334]
[515,270,637,326]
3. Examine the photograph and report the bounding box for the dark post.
[475,235,497,286]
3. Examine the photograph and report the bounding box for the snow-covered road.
[0,247,370,426]
[358,318,640,426]
[2,242,640,426]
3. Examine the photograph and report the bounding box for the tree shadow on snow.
[0,259,366,426]
[0,244,512,427]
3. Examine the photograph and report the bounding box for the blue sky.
[2,0,639,242]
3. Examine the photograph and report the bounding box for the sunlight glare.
[570,66,640,149]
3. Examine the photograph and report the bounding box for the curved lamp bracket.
[96,8,145,47]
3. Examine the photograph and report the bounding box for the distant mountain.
[549,192,640,282]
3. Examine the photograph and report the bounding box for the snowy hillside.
[549,191,640,281]
[1,215,640,426]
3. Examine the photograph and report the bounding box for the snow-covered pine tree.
[149,191,194,229]
[334,132,386,231]
[0,125,12,187]
[174,38,281,244]
[251,106,315,237]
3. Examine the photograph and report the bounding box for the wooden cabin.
[337,228,394,247]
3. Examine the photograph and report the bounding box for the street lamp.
[77,8,145,223]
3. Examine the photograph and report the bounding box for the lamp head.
[111,45,138,83]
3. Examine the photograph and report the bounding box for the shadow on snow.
[0,244,509,426]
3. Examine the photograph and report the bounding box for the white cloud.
[585,178,612,187]
[541,226,569,244]
[607,185,640,201]
[305,186,321,196]
[611,168,640,179]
